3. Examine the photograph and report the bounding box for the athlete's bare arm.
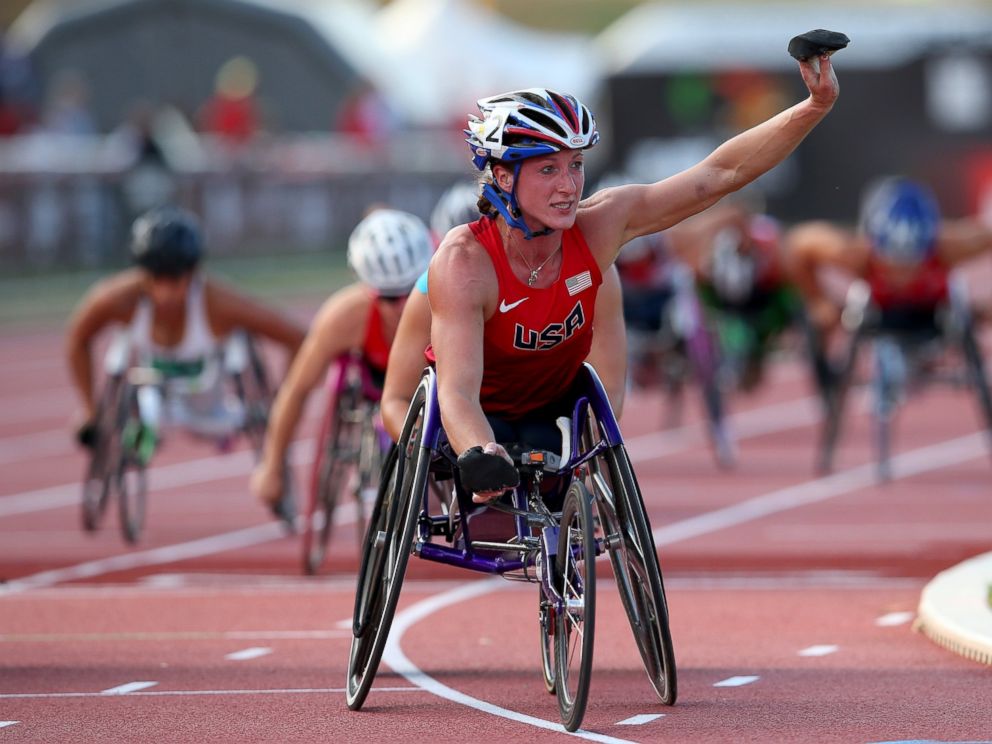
[578,55,839,267]
[937,219,992,266]
[584,265,626,416]
[786,221,868,331]
[64,271,143,421]
[204,278,306,361]
[251,285,369,505]
[428,232,500,455]
[381,290,432,442]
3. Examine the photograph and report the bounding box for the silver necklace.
[512,243,561,286]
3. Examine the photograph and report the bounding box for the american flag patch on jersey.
[565,271,592,296]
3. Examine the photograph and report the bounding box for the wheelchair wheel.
[346,381,428,711]
[234,335,274,458]
[961,319,992,445]
[554,480,597,732]
[590,443,677,705]
[81,375,124,532]
[303,375,363,575]
[115,383,148,544]
[538,581,556,695]
[818,326,864,474]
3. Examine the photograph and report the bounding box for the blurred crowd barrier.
[0,130,469,272]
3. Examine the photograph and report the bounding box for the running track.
[1,315,990,743]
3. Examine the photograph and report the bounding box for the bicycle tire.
[346,381,428,711]
[555,480,597,732]
[539,580,556,695]
[962,319,992,446]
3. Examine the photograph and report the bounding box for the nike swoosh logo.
[499,297,529,313]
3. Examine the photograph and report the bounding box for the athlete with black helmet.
[66,205,305,519]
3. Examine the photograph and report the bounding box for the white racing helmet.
[347,209,433,296]
[430,181,482,238]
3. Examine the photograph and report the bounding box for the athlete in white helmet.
[250,208,433,510]
[429,66,840,502]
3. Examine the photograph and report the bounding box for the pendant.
[527,270,539,287]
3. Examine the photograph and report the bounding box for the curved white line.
[381,577,636,744]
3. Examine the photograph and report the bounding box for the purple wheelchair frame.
[408,362,624,582]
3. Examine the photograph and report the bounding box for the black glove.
[788,29,849,61]
[457,446,520,494]
[76,420,99,449]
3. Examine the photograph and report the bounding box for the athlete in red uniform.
[250,209,432,510]
[789,177,992,336]
[429,60,839,501]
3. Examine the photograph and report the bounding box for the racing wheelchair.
[626,262,734,468]
[345,364,677,732]
[81,330,287,543]
[302,352,389,575]
[818,277,992,479]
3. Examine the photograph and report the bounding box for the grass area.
[490,0,644,32]
[0,251,355,328]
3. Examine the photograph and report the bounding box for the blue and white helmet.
[465,88,598,238]
[860,178,940,264]
[347,209,433,297]
[466,88,599,171]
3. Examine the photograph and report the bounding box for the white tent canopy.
[374,0,602,126]
[596,2,992,74]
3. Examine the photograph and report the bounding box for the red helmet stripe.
[547,92,579,132]
[505,126,567,146]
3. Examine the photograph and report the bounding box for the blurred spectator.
[42,68,96,135]
[0,36,38,135]
[335,81,398,145]
[112,101,186,218]
[198,56,261,145]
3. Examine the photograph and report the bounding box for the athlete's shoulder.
[431,223,493,278]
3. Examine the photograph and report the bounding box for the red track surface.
[2,316,990,743]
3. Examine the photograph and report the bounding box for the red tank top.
[866,254,948,310]
[470,218,602,418]
[361,297,391,374]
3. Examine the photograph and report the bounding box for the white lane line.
[713,675,760,687]
[0,438,315,518]
[382,578,636,744]
[624,395,820,461]
[652,432,987,547]
[224,647,272,661]
[617,713,665,725]
[798,645,839,657]
[0,721,19,728]
[0,522,284,595]
[0,429,71,466]
[875,611,915,627]
[101,681,158,695]
[334,618,353,630]
[1,630,349,642]
[0,686,418,700]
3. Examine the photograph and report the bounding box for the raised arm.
[581,55,839,262]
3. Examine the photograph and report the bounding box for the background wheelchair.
[302,352,388,575]
[81,329,284,543]
[818,277,992,479]
[345,364,677,732]
[626,263,734,469]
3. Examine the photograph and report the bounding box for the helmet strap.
[483,162,553,240]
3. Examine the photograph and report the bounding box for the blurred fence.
[0,131,471,272]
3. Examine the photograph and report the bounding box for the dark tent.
[14,0,364,132]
